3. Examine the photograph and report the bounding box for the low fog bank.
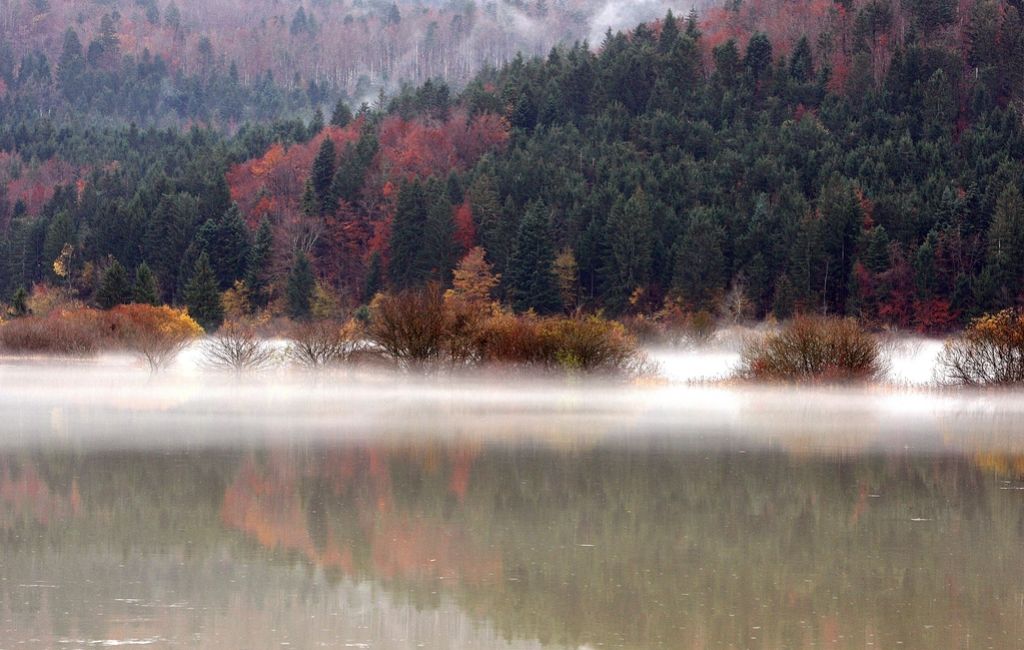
[649,332,944,385]
[2,339,1023,453]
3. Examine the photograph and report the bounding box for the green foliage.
[286,252,316,320]
[96,260,132,309]
[184,252,224,331]
[508,203,561,315]
[133,262,160,306]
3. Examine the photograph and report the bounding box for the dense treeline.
[5,1,1024,332]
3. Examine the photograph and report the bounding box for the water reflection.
[2,442,1024,649]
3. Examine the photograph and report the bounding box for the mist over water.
[3,341,1024,648]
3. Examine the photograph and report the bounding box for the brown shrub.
[367,284,450,365]
[113,304,204,371]
[938,309,1024,385]
[0,308,111,356]
[740,316,884,383]
[474,311,550,366]
[287,319,361,368]
[540,316,643,373]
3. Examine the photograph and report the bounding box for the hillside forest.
[4,0,1024,332]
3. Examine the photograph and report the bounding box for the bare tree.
[287,320,361,368]
[937,309,1024,386]
[202,320,278,372]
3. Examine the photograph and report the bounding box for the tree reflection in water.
[1,443,1023,649]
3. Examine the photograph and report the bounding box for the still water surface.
[1,359,1023,649]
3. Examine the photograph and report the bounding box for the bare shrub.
[740,315,884,382]
[367,284,449,365]
[203,320,278,372]
[287,319,361,368]
[113,304,204,372]
[938,309,1024,386]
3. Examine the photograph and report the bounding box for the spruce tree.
[604,188,654,312]
[673,208,726,311]
[508,203,561,314]
[210,205,252,288]
[387,180,431,288]
[185,251,224,331]
[246,217,274,307]
[97,259,132,309]
[330,99,352,127]
[984,182,1024,307]
[310,137,337,215]
[363,251,383,301]
[423,183,457,283]
[133,262,159,306]
[287,252,315,319]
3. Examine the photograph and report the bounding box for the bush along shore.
[5,278,1024,387]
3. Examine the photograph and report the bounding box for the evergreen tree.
[423,183,457,283]
[984,182,1024,307]
[287,252,315,319]
[310,137,337,215]
[11,286,28,317]
[97,259,132,309]
[246,217,274,308]
[604,188,654,311]
[330,99,353,127]
[133,262,159,306]
[673,208,726,310]
[209,205,252,288]
[387,180,431,288]
[789,36,814,83]
[508,203,561,314]
[184,251,224,331]
[363,251,383,301]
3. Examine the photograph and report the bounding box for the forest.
[3,0,1024,333]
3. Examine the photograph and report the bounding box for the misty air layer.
[3,0,1024,647]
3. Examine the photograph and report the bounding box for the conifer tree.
[508,203,561,314]
[330,99,353,127]
[97,259,131,309]
[133,262,159,306]
[387,180,431,288]
[604,188,654,312]
[185,251,224,331]
[287,252,315,319]
[363,251,383,301]
[246,217,274,307]
[310,138,337,215]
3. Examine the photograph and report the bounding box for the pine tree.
[363,251,383,301]
[97,259,132,309]
[658,10,680,53]
[674,207,726,310]
[246,217,274,307]
[604,188,654,312]
[185,251,224,331]
[11,286,28,317]
[309,107,324,137]
[330,99,353,127]
[508,203,561,314]
[310,137,337,215]
[984,182,1024,307]
[210,205,252,288]
[789,36,814,83]
[423,183,457,283]
[387,180,431,288]
[287,252,315,319]
[133,262,159,306]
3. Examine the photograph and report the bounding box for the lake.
[1,351,1022,649]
